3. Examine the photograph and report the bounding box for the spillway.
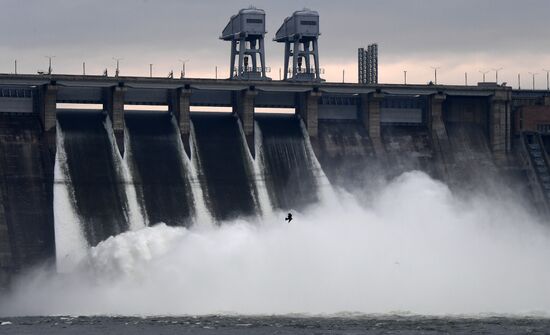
[446,122,497,187]
[256,114,320,210]
[125,111,195,226]
[191,113,257,221]
[316,120,378,190]
[56,111,129,247]
[381,125,440,179]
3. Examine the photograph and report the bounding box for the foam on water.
[4,171,550,317]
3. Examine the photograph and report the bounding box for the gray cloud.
[1,0,549,83]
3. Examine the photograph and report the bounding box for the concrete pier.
[233,88,257,156]
[0,185,11,289]
[297,90,321,137]
[37,84,58,159]
[169,87,192,157]
[104,85,126,156]
[39,84,57,132]
[429,93,452,168]
[0,115,56,288]
[359,92,384,155]
[490,90,512,163]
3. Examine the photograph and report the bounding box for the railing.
[521,132,550,213]
[289,67,325,75]
[234,67,271,75]
[0,88,32,98]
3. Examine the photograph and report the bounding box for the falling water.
[239,119,273,217]
[299,119,336,204]
[256,114,320,210]
[176,119,213,227]
[104,117,145,231]
[53,122,87,272]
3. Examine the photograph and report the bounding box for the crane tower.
[274,9,322,82]
[221,7,270,80]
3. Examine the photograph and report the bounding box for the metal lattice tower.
[274,9,321,82]
[358,44,378,84]
[358,48,367,84]
[221,7,270,80]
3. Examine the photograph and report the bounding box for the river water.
[1,315,550,334]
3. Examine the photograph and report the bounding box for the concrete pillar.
[169,88,192,157]
[359,92,384,154]
[39,84,57,132]
[428,93,452,176]
[104,85,126,156]
[0,186,11,290]
[297,90,321,137]
[36,83,58,160]
[429,93,450,147]
[490,89,512,163]
[234,88,257,156]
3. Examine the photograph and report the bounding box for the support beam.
[169,87,192,157]
[104,85,126,156]
[490,89,512,163]
[359,92,384,155]
[0,183,11,290]
[39,84,57,132]
[234,88,257,156]
[37,83,58,160]
[429,93,450,150]
[429,93,452,176]
[297,90,321,137]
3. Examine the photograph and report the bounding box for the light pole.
[492,67,503,84]
[465,72,468,86]
[45,55,55,74]
[215,66,218,79]
[179,59,189,78]
[528,72,538,90]
[479,70,490,83]
[342,69,345,83]
[113,57,122,77]
[404,70,407,85]
[431,66,440,84]
[83,62,86,75]
[149,64,153,78]
[518,73,521,90]
[14,60,17,74]
[543,69,550,91]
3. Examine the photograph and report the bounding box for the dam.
[0,7,550,288]
[0,72,549,287]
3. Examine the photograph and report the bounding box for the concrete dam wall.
[125,111,195,226]
[0,106,543,287]
[0,76,550,288]
[0,115,55,287]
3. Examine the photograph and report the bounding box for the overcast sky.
[1,0,549,88]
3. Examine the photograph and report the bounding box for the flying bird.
[285,213,293,223]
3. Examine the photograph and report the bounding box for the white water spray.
[53,122,88,272]
[185,121,214,227]
[4,171,550,317]
[103,117,146,231]
[300,119,336,204]
[237,119,273,217]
